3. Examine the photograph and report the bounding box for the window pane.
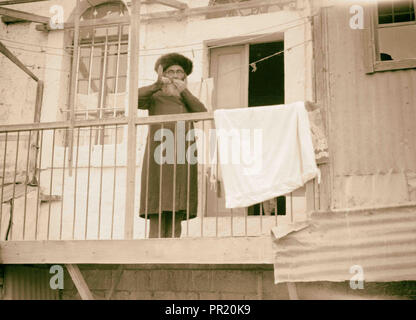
[106,54,118,78]
[393,0,413,13]
[91,55,104,78]
[378,23,416,60]
[378,0,415,24]
[105,78,116,94]
[118,54,127,76]
[117,76,126,93]
[77,80,89,94]
[79,57,90,79]
[378,1,392,16]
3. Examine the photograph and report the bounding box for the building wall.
[314,1,416,209]
[58,264,416,300]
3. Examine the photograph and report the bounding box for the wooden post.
[124,0,140,240]
[67,0,81,176]
[65,264,94,300]
[28,80,44,185]
[312,8,332,211]
[287,282,299,300]
[0,41,39,81]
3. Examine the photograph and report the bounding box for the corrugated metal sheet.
[3,265,60,300]
[314,3,416,208]
[272,205,416,283]
[325,4,416,177]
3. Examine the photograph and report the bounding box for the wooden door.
[206,45,248,216]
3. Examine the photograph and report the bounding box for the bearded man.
[138,53,207,238]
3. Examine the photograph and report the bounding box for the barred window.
[69,1,128,145]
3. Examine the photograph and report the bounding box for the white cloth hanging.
[213,101,319,209]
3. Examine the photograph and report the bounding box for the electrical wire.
[0,12,314,57]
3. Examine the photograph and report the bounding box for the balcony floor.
[0,236,274,264]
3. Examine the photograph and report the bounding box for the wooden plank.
[0,0,49,5]
[28,81,43,185]
[374,59,416,72]
[67,0,80,176]
[59,0,291,29]
[286,283,299,299]
[0,112,213,133]
[151,0,188,10]
[124,0,141,240]
[0,7,49,24]
[65,264,94,300]
[311,8,331,211]
[0,41,38,81]
[106,265,124,300]
[0,237,275,264]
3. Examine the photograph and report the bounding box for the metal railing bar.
[0,133,8,236]
[158,124,164,238]
[215,140,219,238]
[201,120,205,237]
[172,122,177,238]
[144,125,150,238]
[72,128,80,240]
[186,121,190,237]
[97,131,105,239]
[59,129,67,240]
[10,131,20,240]
[23,130,31,240]
[110,125,118,240]
[47,129,56,240]
[84,127,93,240]
[34,130,43,241]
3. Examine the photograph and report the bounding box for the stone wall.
[60,264,416,300]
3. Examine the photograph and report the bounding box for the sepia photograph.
[0,0,415,304]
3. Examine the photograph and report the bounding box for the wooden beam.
[0,0,49,5]
[142,0,293,22]
[0,7,49,25]
[55,0,292,30]
[28,80,43,185]
[0,237,275,264]
[150,0,188,10]
[67,0,80,176]
[0,40,39,81]
[106,265,124,300]
[65,264,94,300]
[124,0,140,240]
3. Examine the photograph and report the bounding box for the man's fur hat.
[154,53,193,75]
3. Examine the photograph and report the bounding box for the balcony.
[0,112,320,264]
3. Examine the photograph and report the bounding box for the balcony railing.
[0,113,317,241]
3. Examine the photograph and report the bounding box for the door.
[206,41,286,217]
[207,45,248,216]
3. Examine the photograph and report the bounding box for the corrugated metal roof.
[3,265,60,300]
[272,205,416,283]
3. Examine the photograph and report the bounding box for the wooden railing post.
[124,0,140,240]
[67,0,80,176]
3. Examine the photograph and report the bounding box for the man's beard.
[161,82,181,97]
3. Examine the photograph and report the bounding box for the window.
[69,1,128,145]
[207,40,290,217]
[366,0,416,72]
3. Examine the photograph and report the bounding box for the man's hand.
[155,65,171,89]
[172,78,187,93]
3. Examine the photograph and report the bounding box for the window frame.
[364,1,416,73]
